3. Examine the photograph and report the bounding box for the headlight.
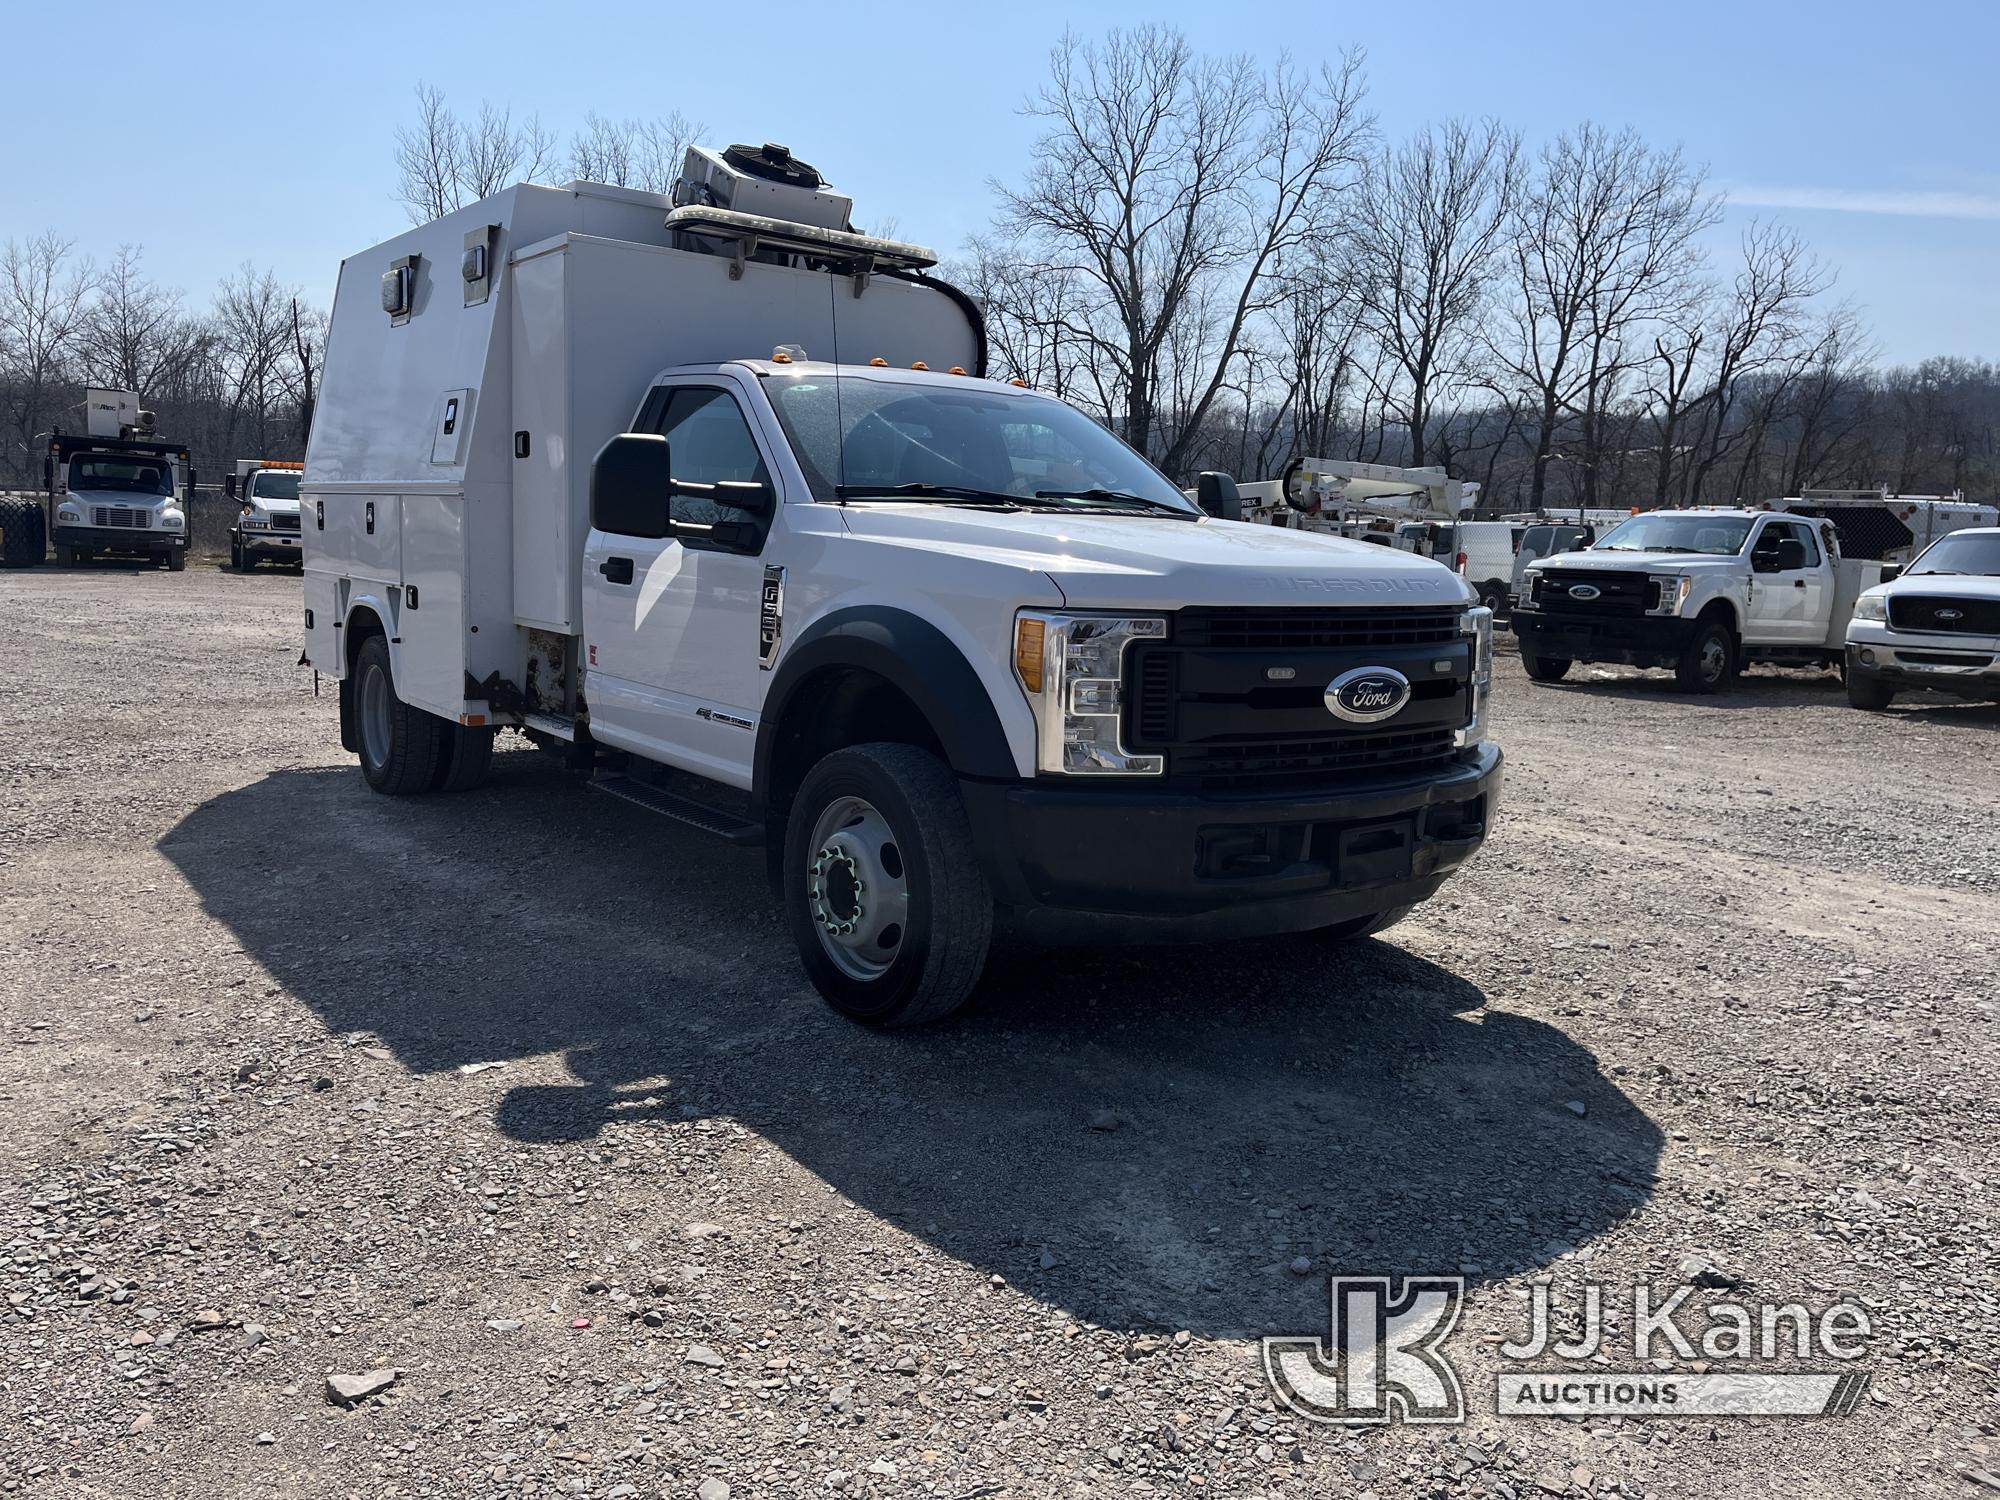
[1457,606,1493,749]
[1014,612,1166,775]
[159,509,184,530]
[1648,574,1692,616]
[57,505,80,522]
[1852,593,1888,623]
[1516,572,1541,610]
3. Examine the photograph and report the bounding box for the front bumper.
[960,744,1502,943]
[1846,637,2000,700]
[52,523,185,553]
[1512,609,1693,666]
[236,527,303,558]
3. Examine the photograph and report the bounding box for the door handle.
[1793,579,1806,588]
[598,556,634,585]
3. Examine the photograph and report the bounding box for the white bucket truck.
[301,143,1502,1025]
[226,458,305,569]
[0,389,191,570]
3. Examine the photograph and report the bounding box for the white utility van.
[301,143,1502,1025]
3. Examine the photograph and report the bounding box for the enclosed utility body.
[305,148,1501,1025]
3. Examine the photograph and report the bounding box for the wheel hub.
[803,795,909,981]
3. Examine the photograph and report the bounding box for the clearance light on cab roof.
[911,361,929,371]
[948,366,967,376]
[868,357,888,367]
[1009,378,1029,388]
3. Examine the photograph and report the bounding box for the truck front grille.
[1174,727,1460,792]
[1533,570,1649,616]
[1125,606,1470,794]
[270,514,302,532]
[91,506,148,529]
[1888,595,2000,635]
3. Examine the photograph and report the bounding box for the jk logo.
[1263,1276,1466,1425]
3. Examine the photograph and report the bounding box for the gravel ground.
[1,563,1995,1500]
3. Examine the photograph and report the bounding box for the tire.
[0,497,45,568]
[782,742,994,1027]
[230,535,246,571]
[431,722,496,792]
[1522,652,1570,682]
[1316,905,1414,942]
[1675,617,1733,694]
[1477,581,1507,617]
[1846,671,1895,711]
[165,548,186,572]
[54,544,76,568]
[354,634,443,795]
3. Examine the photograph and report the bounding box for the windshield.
[1594,513,1752,555]
[250,471,300,501]
[70,455,172,495]
[762,373,1197,516]
[1909,531,2000,577]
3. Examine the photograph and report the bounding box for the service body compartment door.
[398,493,469,718]
[303,570,343,675]
[511,247,571,631]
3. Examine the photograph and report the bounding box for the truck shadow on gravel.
[163,754,1663,1339]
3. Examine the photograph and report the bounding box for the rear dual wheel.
[353,634,494,794]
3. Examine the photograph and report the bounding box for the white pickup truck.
[1511,508,1880,692]
[226,459,305,569]
[300,142,1502,1025]
[1845,526,2000,709]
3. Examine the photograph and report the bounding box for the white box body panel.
[304,177,980,723]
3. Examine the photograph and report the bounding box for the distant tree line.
[5,43,1994,508]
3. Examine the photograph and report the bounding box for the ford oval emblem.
[1568,583,1602,601]
[1325,666,1412,724]
[1936,607,1963,621]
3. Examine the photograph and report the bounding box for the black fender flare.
[751,606,1016,819]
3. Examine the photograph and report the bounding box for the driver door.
[1746,520,1822,644]
[581,379,779,788]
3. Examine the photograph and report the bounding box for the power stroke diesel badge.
[1326,666,1413,724]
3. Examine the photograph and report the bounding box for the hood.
[1875,572,2000,602]
[1527,548,1740,575]
[249,496,302,517]
[67,486,177,505]
[836,506,1474,609]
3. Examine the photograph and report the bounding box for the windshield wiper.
[834,483,1022,510]
[1034,487,1194,518]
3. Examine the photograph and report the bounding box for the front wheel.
[165,548,186,573]
[1846,671,1895,711]
[1675,618,1733,693]
[354,634,442,794]
[54,544,77,568]
[782,742,993,1027]
[1522,651,1571,682]
[1477,582,1507,617]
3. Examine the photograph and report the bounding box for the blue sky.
[8,0,1995,365]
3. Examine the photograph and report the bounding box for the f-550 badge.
[759,565,786,668]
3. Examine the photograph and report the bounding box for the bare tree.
[994,27,1371,478]
[80,245,201,396]
[213,266,296,458]
[568,110,703,192]
[1352,119,1520,466]
[1494,124,1717,509]
[0,232,96,468]
[395,84,568,222]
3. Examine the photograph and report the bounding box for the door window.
[650,388,771,530]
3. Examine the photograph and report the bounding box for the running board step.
[591,773,763,845]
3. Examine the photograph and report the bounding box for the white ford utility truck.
[225,458,305,569]
[301,143,1501,1025]
[1512,507,1887,693]
[2,388,192,571]
[1844,526,2000,709]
